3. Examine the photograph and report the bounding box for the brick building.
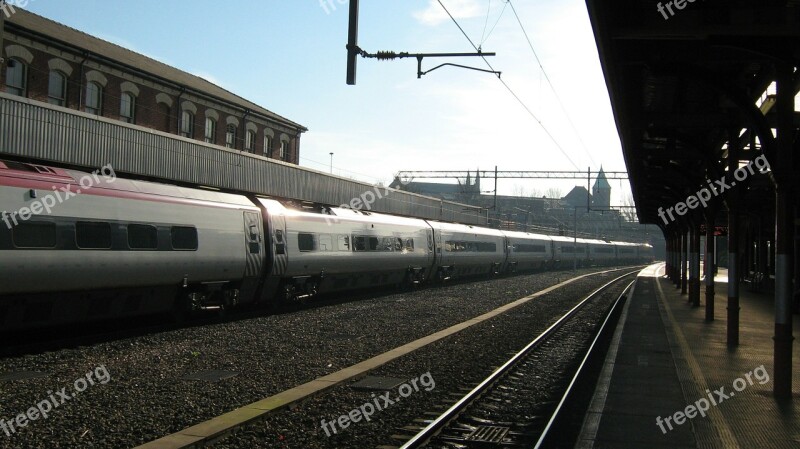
[0,8,306,163]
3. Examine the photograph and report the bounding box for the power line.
[479,0,509,48]
[436,0,581,171]
[507,0,596,167]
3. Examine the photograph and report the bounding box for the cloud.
[413,0,483,26]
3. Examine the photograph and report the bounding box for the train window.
[405,238,414,251]
[76,221,112,249]
[128,224,158,250]
[337,235,350,251]
[369,237,379,251]
[274,230,285,255]
[477,242,497,252]
[319,235,332,251]
[395,238,403,251]
[298,233,316,252]
[171,226,198,250]
[353,236,367,251]
[381,237,395,251]
[515,244,546,253]
[12,222,56,248]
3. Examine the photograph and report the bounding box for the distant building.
[1,9,306,163]
[592,167,611,209]
[562,186,591,209]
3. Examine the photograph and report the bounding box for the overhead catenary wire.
[436,0,581,171]
[507,0,596,167]
[479,0,509,48]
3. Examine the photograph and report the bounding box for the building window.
[5,59,27,96]
[225,124,237,148]
[85,82,103,115]
[47,71,67,106]
[245,130,256,153]
[204,118,217,143]
[180,110,194,138]
[120,93,135,123]
[264,136,272,157]
[280,140,288,160]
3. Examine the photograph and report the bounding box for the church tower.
[592,167,611,209]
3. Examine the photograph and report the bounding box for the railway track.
[392,271,637,449]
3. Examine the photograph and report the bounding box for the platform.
[576,263,800,449]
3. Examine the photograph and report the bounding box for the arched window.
[264,135,273,157]
[225,124,237,149]
[5,59,27,96]
[245,130,256,153]
[280,140,289,161]
[180,110,194,138]
[47,71,67,106]
[85,82,103,115]
[120,92,136,123]
[204,117,217,143]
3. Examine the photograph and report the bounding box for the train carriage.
[502,231,553,272]
[550,235,590,268]
[586,239,617,265]
[0,161,263,330]
[255,199,434,300]
[428,221,506,280]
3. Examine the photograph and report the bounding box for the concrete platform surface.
[577,264,800,449]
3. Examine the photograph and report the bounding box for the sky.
[22,0,633,205]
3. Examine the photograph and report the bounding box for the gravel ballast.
[0,267,638,449]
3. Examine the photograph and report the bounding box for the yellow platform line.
[135,267,636,449]
[655,268,740,449]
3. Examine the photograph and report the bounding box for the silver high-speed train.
[0,160,653,330]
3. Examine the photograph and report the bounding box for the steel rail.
[399,270,639,449]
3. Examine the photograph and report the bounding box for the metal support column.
[690,226,701,306]
[667,236,675,282]
[681,231,688,294]
[773,65,794,399]
[705,214,715,321]
[727,128,741,346]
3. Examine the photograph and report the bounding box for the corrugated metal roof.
[6,9,306,132]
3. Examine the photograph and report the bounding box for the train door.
[270,214,288,277]
[243,211,263,277]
